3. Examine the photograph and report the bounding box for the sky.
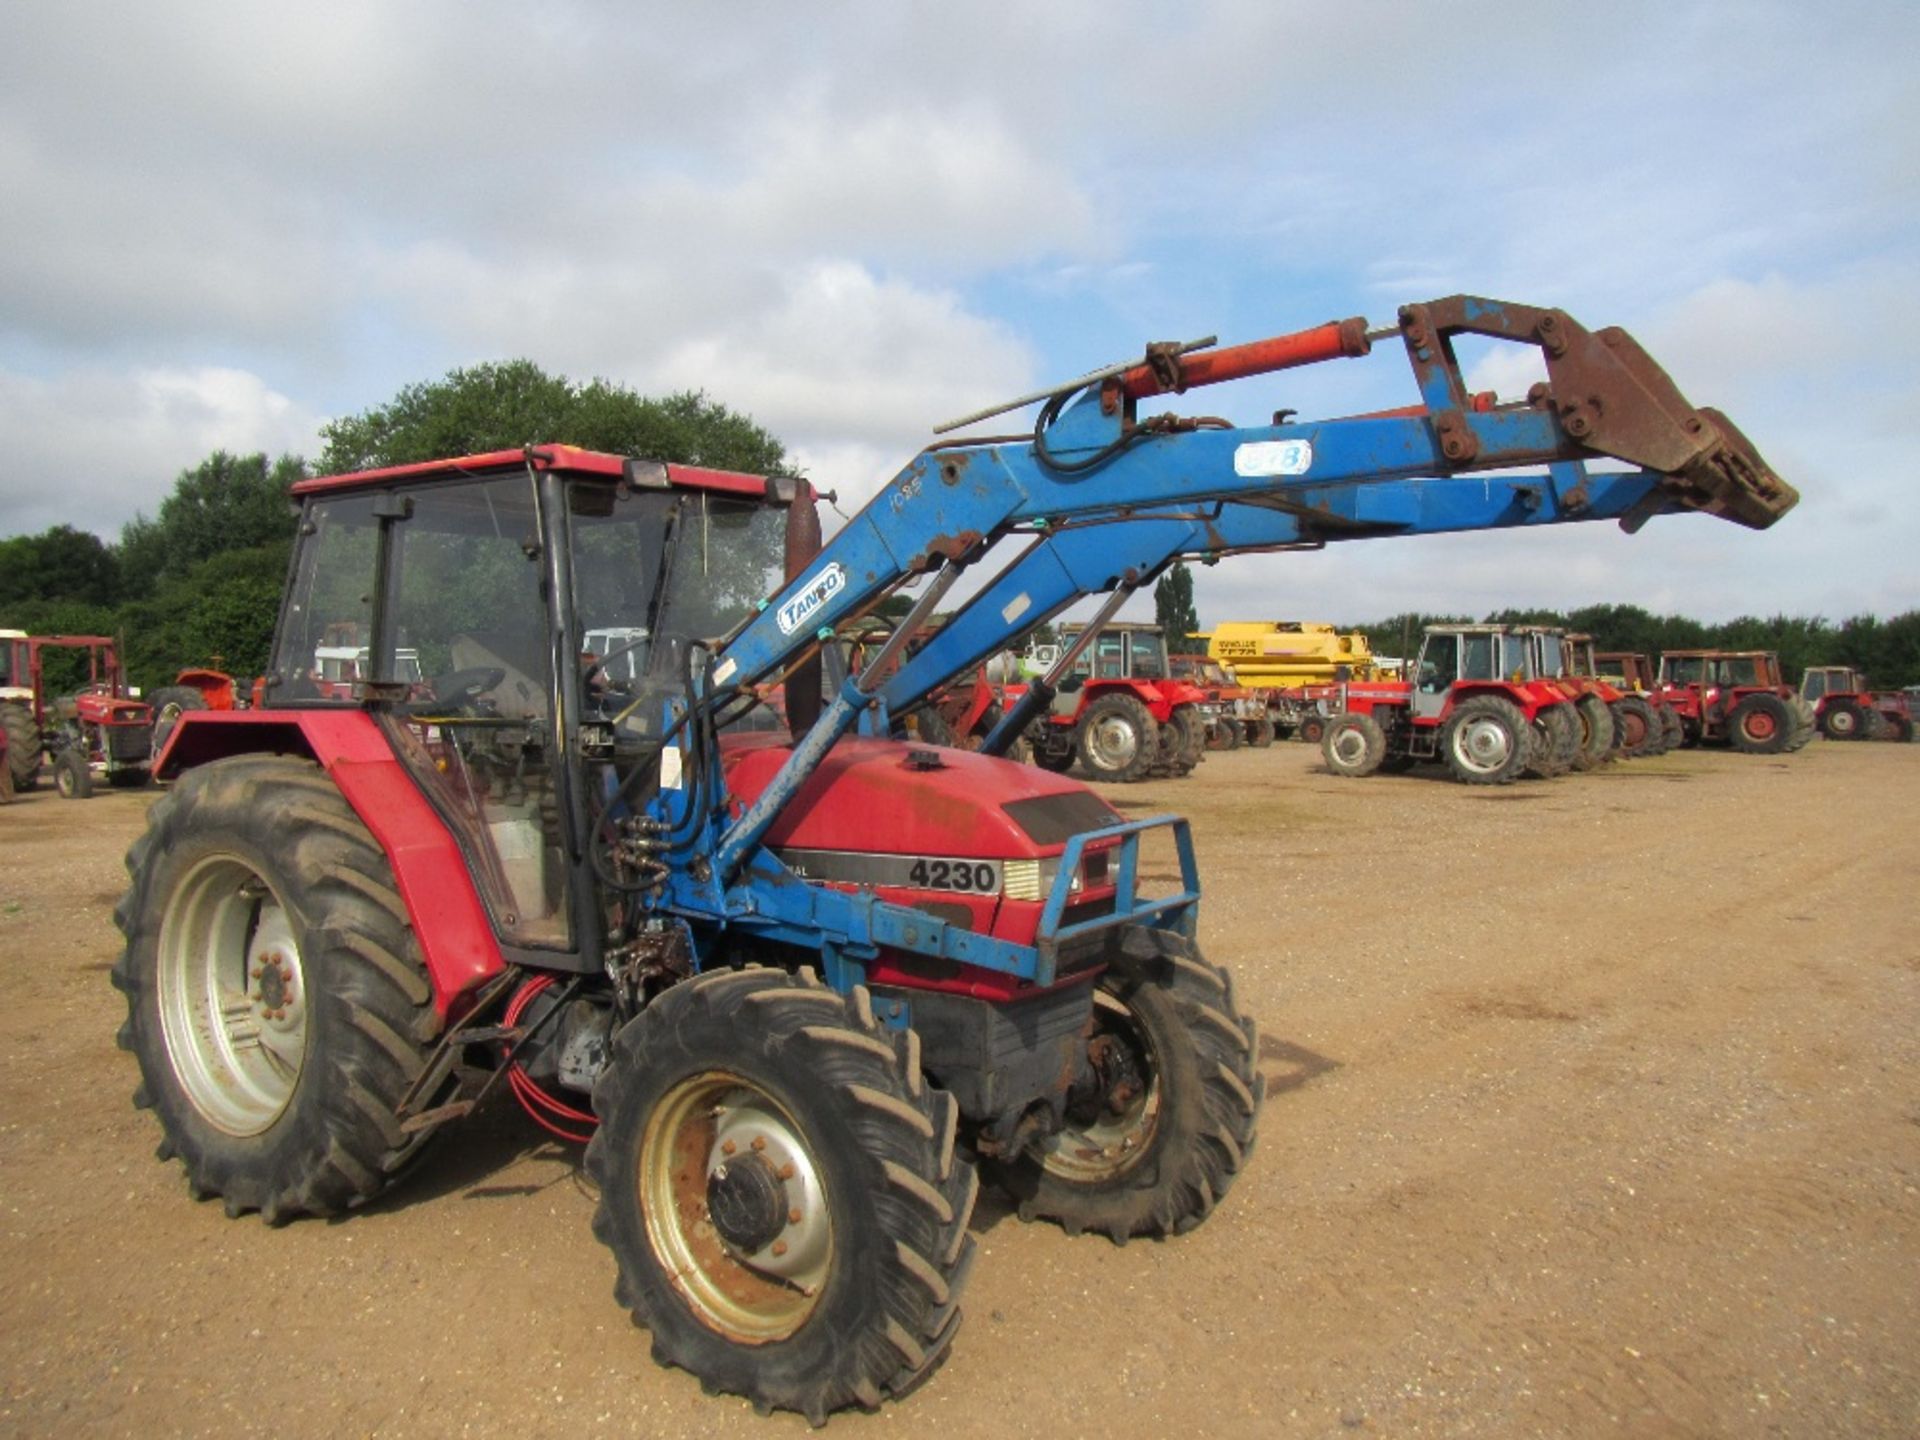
[2,1,1915,627]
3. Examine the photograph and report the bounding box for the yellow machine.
[1199,622,1385,686]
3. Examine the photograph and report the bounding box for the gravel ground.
[0,738,1915,1437]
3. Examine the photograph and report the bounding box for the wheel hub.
[1090,717,1139,767]
[1460,717,1513,770]
[706,1151,789,1256]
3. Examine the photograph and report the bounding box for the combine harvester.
[1201,621,1384,743]
[116,295,1791,1421]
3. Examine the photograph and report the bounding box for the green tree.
[1153,562,1201,645]
[117,545,290,692]
[0,525,122,609]
[316,361,787,476]
[118,451,305,593]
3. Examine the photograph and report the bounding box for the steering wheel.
[408,666,506,717]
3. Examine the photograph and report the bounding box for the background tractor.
[1170,652,1275,749]
[1799,665,1915,742]
[113,293,1792,1420]
[1009,621,1210,781]
[1657,649,1813,754]
[0,629,153,797]
[1594,650,1684,753]
[1319,623,1583,785]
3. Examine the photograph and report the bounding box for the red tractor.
[1798,665,1915,742]
[108,288,1794,1419]
[1593,650,1683,753]
[1319,623,1581,785]
[1657,649,1814,754]
[0,629,154,797]
[1516,626,1618,769]
[1009,622,1210,781]
[1170,653,1277,749]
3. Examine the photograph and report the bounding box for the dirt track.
[1,740,1916,1437]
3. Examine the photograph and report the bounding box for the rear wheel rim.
[157,854,308,1136]
[1744,710,1777,740]
[1086,716,1141,770]
[641,1073,832,1343]
[1454,716,1516,773]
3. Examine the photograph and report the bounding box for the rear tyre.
[1075,694,1160,783]
[1729,693,1792,755]
[1524,704,1578,779]
[1,704,40,792]
[1891,715,1915,743]
[1297,715,1327,746]
[55,748,93,799]
[1248,716,1276,748]
[111,755,442,1221]
[1169,705,1206,773]
[990,927,1260,1243]
[149,685,210,754]
[1208,719,1240,752]
[1573,695,1615,769]
[587,969,976,1424]
[1613,696,1657,756]
[1442,696,1530,786]
[1321,712,1387,778]
[1659,706,1685,751]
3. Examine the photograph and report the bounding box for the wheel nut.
[788,1207,802,1225]
[721,1139,737,1156]
[750,1136,766,1152]
[771,1240,788,1257]
[776,1162,795,1180]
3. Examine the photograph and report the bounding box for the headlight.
[1002,852,1101,901]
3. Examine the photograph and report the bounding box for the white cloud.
[0,366,324,538]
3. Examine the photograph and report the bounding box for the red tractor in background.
[0,629,154,798]
[1320,623,1581,785]
[1516,626,1618,769]
[1657,649,1813,754]
[1170,652,1277,749]
[1593,650,1684,753]
[1009,621,1210,781]
[1798,665,1915,742]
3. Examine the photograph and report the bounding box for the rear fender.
[156,710,504,1018]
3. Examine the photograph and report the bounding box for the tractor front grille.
[106,725,152,764]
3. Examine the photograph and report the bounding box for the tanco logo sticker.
[777,562,846,635]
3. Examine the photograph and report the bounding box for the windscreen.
[1129,631,1167,680]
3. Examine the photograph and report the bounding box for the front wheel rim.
[157,854,308,1136]
[1329,725,1369,768]
[1040,991,1161,1183]
[640,1073,832,1343]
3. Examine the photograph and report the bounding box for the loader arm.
[680,296,1792,881]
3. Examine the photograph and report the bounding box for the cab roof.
[291,443,782,500]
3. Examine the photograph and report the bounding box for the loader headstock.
[1396,297,1797,531]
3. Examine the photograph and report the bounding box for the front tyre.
[55,748,93,799]
[111,755,441,1221]
[588,969,977,1424]
[990,927,1261,1243]
[1321,712,1387,778]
